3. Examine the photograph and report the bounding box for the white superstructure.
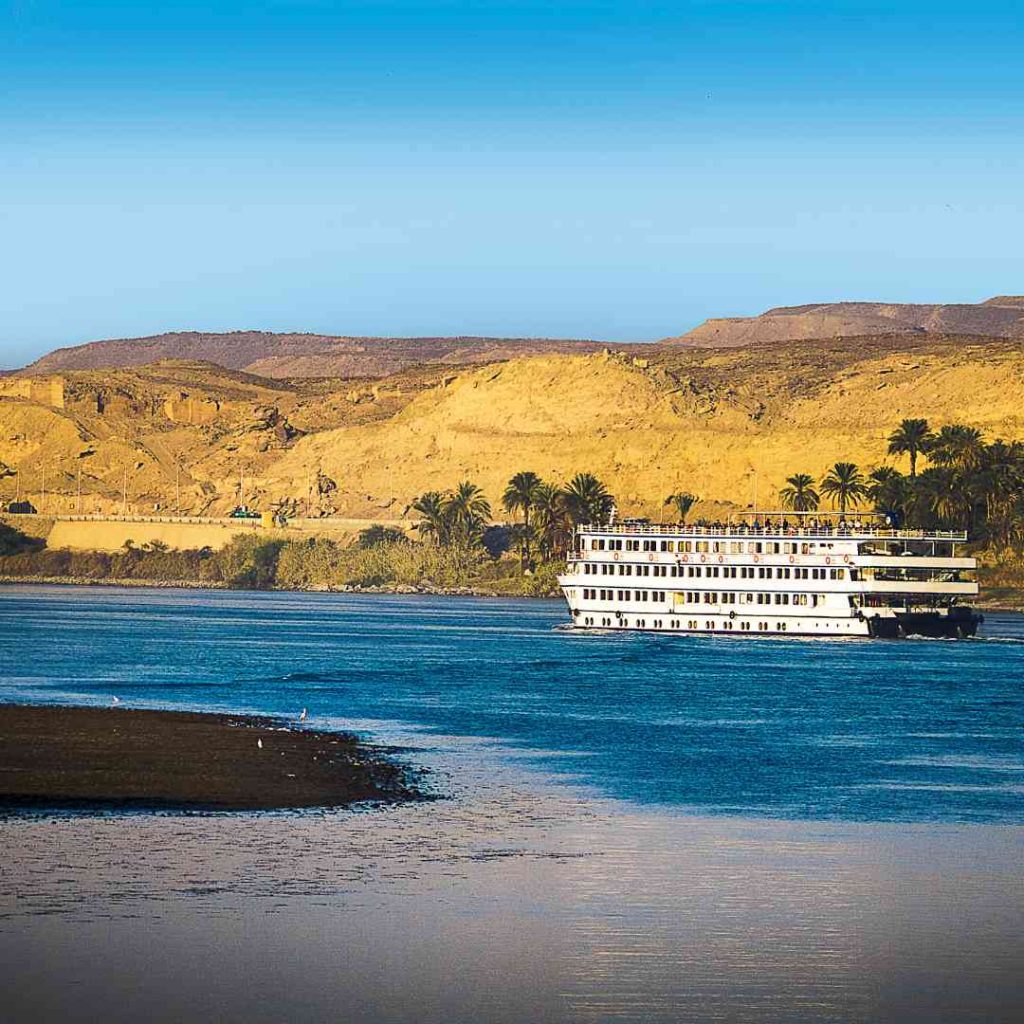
[558,514,981,639]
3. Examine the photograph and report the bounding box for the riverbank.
[0,705,421,811]
[0,574,519,597]
[3,572,1022,610]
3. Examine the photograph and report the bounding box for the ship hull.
[560,601,983,640]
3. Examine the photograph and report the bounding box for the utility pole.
[175,459,181,512]
[122,465,128,517]
[77,464,82,514]
[41,463,47,514]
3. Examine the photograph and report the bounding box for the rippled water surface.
[2,586,1023,1023]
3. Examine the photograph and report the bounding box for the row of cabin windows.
[579,615,790,633]
[582,588,668,603]
[581,589,822,607]
[679,592,819,607]
[583,563,846,581]
[589,538,838,555]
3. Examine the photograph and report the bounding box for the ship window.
[696,541,709,553]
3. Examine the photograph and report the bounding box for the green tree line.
[778,418,1024,546]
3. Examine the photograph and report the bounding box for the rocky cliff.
[661,297,1024,348]
[4,335,1024,523]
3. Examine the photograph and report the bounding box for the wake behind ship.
[558,512,981,639]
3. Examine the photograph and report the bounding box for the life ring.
[700,554,707,563]
[729,610,736,620]
[788,555,795,564]
[681,554,689,563]
[753,554,760,563]
[648,553,655,562]
[843,555,851,565]
[825,556,832,565]
[614,552,620,561]
[717,554,724,564]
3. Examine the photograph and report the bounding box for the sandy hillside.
[3,336,1024,523]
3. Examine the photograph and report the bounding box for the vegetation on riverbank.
[777,419,1024,546]
[0,518,566,596]
[3,417,1024,606]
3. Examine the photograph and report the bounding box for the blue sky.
[2,1,1023,366]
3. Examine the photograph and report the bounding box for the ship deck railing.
[578,523,968,542]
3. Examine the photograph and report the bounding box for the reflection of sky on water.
[4,786,1022,1023]
[1,587,1023,1022]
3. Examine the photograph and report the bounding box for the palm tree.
[914,467,965,528]
[502,471,542,568]
[820,462,868,514]
[974,440,1024,545]
[887,418,933,478]
[563,473,614,526]
[664,491,698,522]
[533,482,570,560]
[412,491,448,545]
[443,480,492,548]
[867,466,909,522]
[778,474,819,512]
[927,424,986,471]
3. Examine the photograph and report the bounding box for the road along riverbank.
[0,705,422,811]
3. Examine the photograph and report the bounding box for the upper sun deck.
[576,519,967,544]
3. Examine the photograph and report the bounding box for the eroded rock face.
[163,394,220,425]
[0,377,65,409]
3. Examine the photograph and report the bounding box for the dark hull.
[865,608,983,639]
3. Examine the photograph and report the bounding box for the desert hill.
[21,331,607,379]
[4,334,1024,524]
[661,296,1024,348]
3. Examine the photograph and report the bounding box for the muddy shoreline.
[0,704,423,811]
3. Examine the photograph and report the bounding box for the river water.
[1,586,1022,1022]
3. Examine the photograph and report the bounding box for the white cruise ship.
[558,513,982,639]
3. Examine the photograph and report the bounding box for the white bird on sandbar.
[111,696,121,705]
[299,707,308,722]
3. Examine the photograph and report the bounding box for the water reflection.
[2,588,1023,1022]
[3,735,1022,1023]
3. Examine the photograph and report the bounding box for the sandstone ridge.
[662,297,1024,348]
[4,334,1024,524]
[22,331,607,379]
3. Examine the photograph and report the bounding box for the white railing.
[578,523,968,542]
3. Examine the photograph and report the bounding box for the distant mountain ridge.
[22,331,608,379]
[660,296,1024,348]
